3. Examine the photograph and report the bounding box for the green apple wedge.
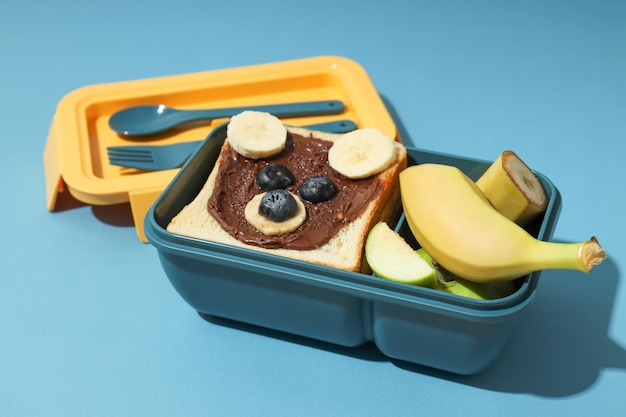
[365,222,437,288]
[416,248,517,300]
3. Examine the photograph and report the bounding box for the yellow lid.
[44,56,397,242]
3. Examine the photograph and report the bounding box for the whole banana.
[400,164,606,282]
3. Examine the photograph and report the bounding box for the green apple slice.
[365,222,437,288]
[416,249,516,300]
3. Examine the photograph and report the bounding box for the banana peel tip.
[583,237,607,272]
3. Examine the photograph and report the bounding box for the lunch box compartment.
[145,126,561,374]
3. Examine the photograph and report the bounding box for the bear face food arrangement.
[167,111,408,273]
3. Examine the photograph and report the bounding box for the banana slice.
[476,150,548,225]
[227,111,288,159]
[328,128,397,179]
[245,191,307,235]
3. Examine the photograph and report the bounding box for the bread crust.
[167,126,407,273]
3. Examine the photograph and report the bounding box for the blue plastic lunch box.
[144,125,561,375]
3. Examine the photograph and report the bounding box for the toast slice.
[167,126,407,273]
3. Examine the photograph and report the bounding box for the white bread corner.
[167,126,407,273]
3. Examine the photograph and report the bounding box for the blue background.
[2,0,625,415]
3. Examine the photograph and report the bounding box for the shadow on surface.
[50,187,88,212]
[49,186,135,228]
[380,93,626,395]
[381,94,414,147]
[394,256,624,397]
[91,202,135,228]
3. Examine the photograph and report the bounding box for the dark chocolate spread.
[207,132,384,250]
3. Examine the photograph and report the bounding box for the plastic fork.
[108,141,203,171]
[107,120,357,171]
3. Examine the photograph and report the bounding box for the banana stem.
[532,237,606,273]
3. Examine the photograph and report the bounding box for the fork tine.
[107,147,152,156]
[107,154,154,162]
[108,159,162,170]
[106,144,156,152]
[109,155,154,165]
[107,148,152,157]
[108,156,184,170]
[108,155,154,163]
[107,140,202,170]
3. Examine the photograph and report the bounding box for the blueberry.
[255,164,295,191]
[299,176,337,203]
[259,190,299,222]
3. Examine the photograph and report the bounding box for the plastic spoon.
[109,100,345,136]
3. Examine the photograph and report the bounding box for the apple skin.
[365,223,516,299]
[416,249,516,300]
[365,222,437,288]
